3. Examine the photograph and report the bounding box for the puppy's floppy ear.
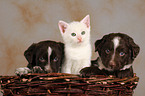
[24,43,37,64]
[95,39,103,52]
[56,42,64,72]
[95,35,108,52]
[128,37,140,59]
[57,42,65,56]
[58,42,64,51]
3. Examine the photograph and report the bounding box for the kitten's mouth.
[78,40,82,43]
[77,39,83,43]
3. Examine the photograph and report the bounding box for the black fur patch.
[24,40,64,73]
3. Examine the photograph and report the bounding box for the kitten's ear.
[81,15,90,28]
[58,21,68,34]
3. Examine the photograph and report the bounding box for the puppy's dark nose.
[109,61,116,69]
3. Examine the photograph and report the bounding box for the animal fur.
[80,33,140,78]
[58,15,92,74]
[15,40,64,75]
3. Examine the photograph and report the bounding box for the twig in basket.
[40,75,78,81]
[47,89,51,93]
[107,78,128,84]
[119,76,139,85]
[87,77,113,83]
[25,73,78,77]
[53,88,84,94]
[90,75,107,78]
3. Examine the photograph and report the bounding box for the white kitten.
[58,15,92,74]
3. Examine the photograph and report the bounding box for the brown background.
[0,0,145,95]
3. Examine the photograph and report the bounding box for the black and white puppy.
[80,33,140,78]
[15,40,64,75]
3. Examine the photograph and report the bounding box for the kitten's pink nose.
[77,36,82,42]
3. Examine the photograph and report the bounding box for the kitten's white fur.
[58,15,91,74]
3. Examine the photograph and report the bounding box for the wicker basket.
[0,73,139,96]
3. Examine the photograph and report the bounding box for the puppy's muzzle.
[109,61,116,69]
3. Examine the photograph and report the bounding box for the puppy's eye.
[81,31,85,35]
[39,57,46,62]
[105,49,110,54]
[119,52,125,56]
[53,57,58,62]
[71,33,76,36]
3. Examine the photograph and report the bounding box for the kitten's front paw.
[15,67,31,76]
[61,67,71,73]
[32,66,45,73]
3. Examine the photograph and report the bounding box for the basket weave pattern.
[0,73,139,96]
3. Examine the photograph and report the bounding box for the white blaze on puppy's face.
[112,37,120,60]
[48,47,52,58]
[45,47,52,72]
[107,37,121,70]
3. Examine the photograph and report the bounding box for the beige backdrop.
[0,0,145,95]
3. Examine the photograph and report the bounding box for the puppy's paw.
[117,70,133,78]
[80,66,105,77]
[15,67,31,76]
[32,66,45,73]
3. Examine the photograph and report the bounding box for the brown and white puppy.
[15,40,64,75]
[80,33,140,78]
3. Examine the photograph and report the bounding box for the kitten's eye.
[105,49,110,54]
[119,52,125,56]
[71,33,76,36]
[53,57,58,62]
[81,31,85,35]
[39,57,46,62]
